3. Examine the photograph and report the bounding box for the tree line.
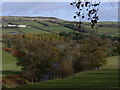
[2,33,119,82]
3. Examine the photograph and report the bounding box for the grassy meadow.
[2,21,75,34]
[2,19,119,35]
[2,51,21,76]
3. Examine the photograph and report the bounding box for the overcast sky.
[1,2,118,21]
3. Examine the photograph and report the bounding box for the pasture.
[97,27,118,34]
[2,20,119,35]
[2,21,75,34]
[2,51,21,76]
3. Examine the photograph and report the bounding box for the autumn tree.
[3,33,110,81]
[73,35,108,72]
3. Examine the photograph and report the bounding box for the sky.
[1,2,118,21]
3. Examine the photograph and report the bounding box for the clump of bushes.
[2,33,112,84]
[2,75,28,88]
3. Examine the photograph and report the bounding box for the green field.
[2,21,75,34]
[2,51,21,76]
[86,25,119,35]
[2,19,119,35]
[97,27,118,34]
[15,21,45,27]
[2,27,49,34]
[40,26,74,33]
[2,28,18,33]
[18,56,119,89]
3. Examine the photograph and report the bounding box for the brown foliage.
[57,61,74,77]
[2,75,28,88]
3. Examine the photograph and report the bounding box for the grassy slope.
[40,26,74,33]
[2,27,49,34]
[97,27,118,34]
[2,51,21,76]
[2,21,75,34]
[2,28,18,33]
[86,25,118,34]
[2,20,119,35]
[19,56,119,89]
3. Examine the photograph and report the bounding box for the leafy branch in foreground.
[70,0,100,29]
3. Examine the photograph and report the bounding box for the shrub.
[3,33,109,81]
[56,61,74,77]
[3,48,12,53]
[2,75,28,88]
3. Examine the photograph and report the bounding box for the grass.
[18,27,49,34]
[86,25,118,34]
[40,26,74,33]
[2,21,75,34]
[15,21,45,27]
[110,33,120,37]
[103,56,119,69]
[19,56,119,89]
[43,21,60,26]
[2,50,21,76]
[97,27,118,34]
[2,27,49,34]
[2,28,18,34]
[2,20,119,35]
[12,21,74,33]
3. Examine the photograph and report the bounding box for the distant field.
[40,26,74,33]
[2,16,119,35]
[2,28,18,33]
[2,21,75,34]
[2,27,49,34]
[97,27,118,34]
[86,25,118,34]
[19,56,119,89]
[43,21,60,26]
[98,21,118,24]
[15,21,45,27]
[2,20,119,35]
[18,27,49,34]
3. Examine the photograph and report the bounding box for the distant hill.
[2,16,64,23]
[1,16,119,35]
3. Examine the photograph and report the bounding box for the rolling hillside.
[1,16,119,89]
[2,16,119,36]
[2,51,21,76]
